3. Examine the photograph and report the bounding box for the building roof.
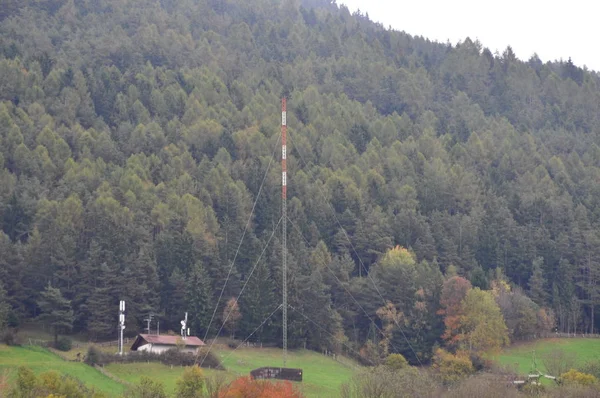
[130,334,206,351]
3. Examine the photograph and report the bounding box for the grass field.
[496,338,600,376]
[0,342,357,398]
[105,362,231,395]
[0,345,125,396]
[219,347,356,397]
[107,347,357,398]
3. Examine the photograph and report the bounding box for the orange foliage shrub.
[218,376,304,398]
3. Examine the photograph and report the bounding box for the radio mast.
[281,97,288,366]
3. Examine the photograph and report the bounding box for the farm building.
[130,334,205,354]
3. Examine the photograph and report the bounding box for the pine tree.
[186,262,213,338]
[239,259,275,343]
[166,268,187,331]
[87,262,120,339]
[528,257,547,306]
[0,283,10,331]
[37,283,74,345]
[121,245,160,331]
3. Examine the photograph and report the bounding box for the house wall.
[136,343,198,354]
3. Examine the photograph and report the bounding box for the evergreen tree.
[0,283,9,331]
[239,259,275,343]
[186,262,213,338]
[87,262,120,339]
[528,257,547,306]
[36,283,74,345]
[166,268,187,332]
[121,245,160,331]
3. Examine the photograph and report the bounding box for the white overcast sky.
[339,0,599,72]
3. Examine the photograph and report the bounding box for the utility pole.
[282,97,288,366]
[144,313,153,335]
[118,300,125,355]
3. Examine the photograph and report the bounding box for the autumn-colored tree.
[358,339,381,366]
[459,288,509,353]
[438,276,472,345]
[376,301,403,357]
[432,348,474,383]
[536,307,556,335]
[222,298,242,339]
[218,376,304,398]
[175,366,205,398]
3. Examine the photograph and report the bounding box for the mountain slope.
[1,0,600,363]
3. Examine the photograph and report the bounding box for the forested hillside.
[1,0,600,364]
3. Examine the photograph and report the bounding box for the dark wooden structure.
[250,367,303,382]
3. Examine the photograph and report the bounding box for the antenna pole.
[181,312,188,340]
[282,97,288,366]
[118,300,125,355]
[145,313,153,335]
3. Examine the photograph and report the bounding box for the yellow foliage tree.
[432,348,474,383]
[459,288,509,354]
[379,246,416,269]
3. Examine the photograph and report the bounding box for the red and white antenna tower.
[281,97,288,366]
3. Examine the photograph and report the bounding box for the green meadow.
[496,338,600,376]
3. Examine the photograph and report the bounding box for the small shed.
[130,334,205,354]
[250,367,303,382]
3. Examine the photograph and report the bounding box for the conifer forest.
[2,0,600,365]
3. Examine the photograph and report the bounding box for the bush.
[579,360,600,379]
[547,384,600,397]
[123,377,167,398]
[357,340,381,366]
[6,311,19,328]
[55,336,72,351]
[340,366,437,398]
[85,346,101,366]
[2,329,20,346]
[383,353,408,370]
[219,376,304,398]
[521,382,546,396]
[561,369,598,386]
[85,347,223,370]
[432,349,474,384]
[175,366,205,398]
[9,367,107,398]
[469,352,493,371]
[444,373,521,398]
[205,373,227,398]
[542,348,577,377]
